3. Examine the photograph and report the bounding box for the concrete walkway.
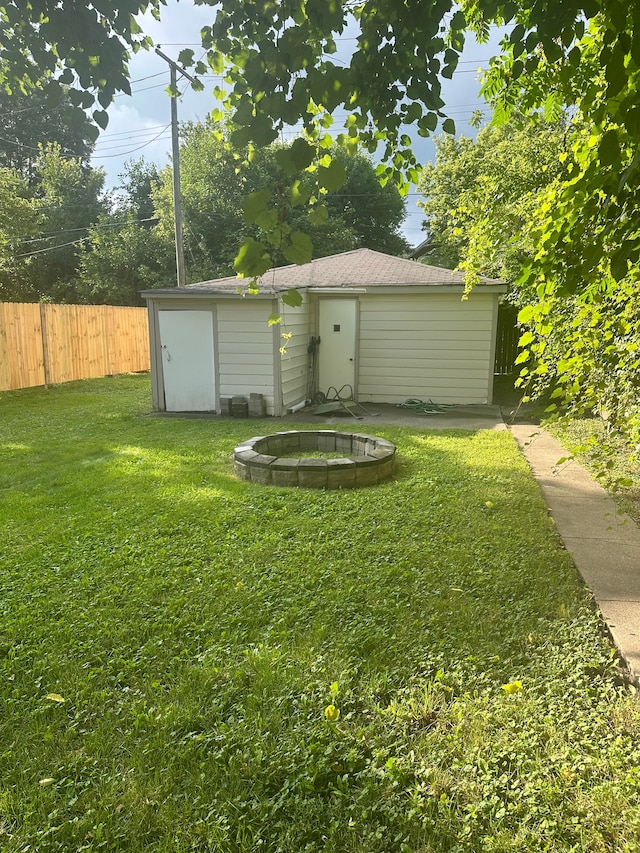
[509,423,640,685]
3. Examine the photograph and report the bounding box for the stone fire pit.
[233,430,396,488]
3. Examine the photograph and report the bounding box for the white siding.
[217,301,276,414]
[279,291,310,410]
[357,292,497,404]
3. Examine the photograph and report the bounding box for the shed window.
[333,324,341,332]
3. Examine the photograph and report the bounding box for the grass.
[1,375,640,852]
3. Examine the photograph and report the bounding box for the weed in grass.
[1,376,639,851]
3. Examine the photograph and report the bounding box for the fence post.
[39,303,51,387]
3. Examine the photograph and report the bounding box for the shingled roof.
[178,248,504,293]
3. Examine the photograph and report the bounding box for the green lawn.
[1,376,639,852]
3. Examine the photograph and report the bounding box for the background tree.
[77,219,173,306]
[152,123,408,283]
[78,158,173,306]
[325,146,408,256]
[15,144,108,303]
[113,158,161,222]
[0,167,39,300]
[417,110,640,456]
[418,116,568,281]
[0,85,95,184]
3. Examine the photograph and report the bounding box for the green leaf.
[605,43,627,97]
[404,102,422,123]
[517,305,535,323]
[598,129,621,168]
[275,148,297,176]
[241,189,271,225]
[268,313,282,326]
[282,231,313,265]
[282,288,303,308]
[177,49,195,67]
[442,118,456,135]
[289,180,312,208]
[509,23,525,45]
[541,38,564,62]
[419,112,438,133]
[308,203,328,225]
[234,238,272,278]
[92,109,109,130]
[289,137,316,170]
[610,241,633,280]
[317,160,346,191]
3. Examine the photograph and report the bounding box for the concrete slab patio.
[281,401,507,431]
[510,423,640,686]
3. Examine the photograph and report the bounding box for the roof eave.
[141,288,278,299]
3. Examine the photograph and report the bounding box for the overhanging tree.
[188,0,640,288]
[2,2,638,283]
[0,0,163,131]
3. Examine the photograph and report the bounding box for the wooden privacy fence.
[0,303,150,392]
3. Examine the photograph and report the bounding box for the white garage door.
[158,310,215,412]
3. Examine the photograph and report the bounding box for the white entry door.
[158,310,215,412]
[318,299,357,395]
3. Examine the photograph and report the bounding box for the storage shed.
[142,248,507,415]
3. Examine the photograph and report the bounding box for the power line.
[92,130,171,153]
[113,72,224,100]
[16,235,91,258]
[0,123,171,161]
[96,123,169,140]
[0,134,42,152]
[91,124,171,159]
[19,217,158,244]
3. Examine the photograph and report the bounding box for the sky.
[92,1,508,248]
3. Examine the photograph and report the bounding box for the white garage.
[142,248,507,415]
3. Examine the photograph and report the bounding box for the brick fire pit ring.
[233,430,396,488]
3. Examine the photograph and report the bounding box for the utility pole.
[155,48,197,288]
